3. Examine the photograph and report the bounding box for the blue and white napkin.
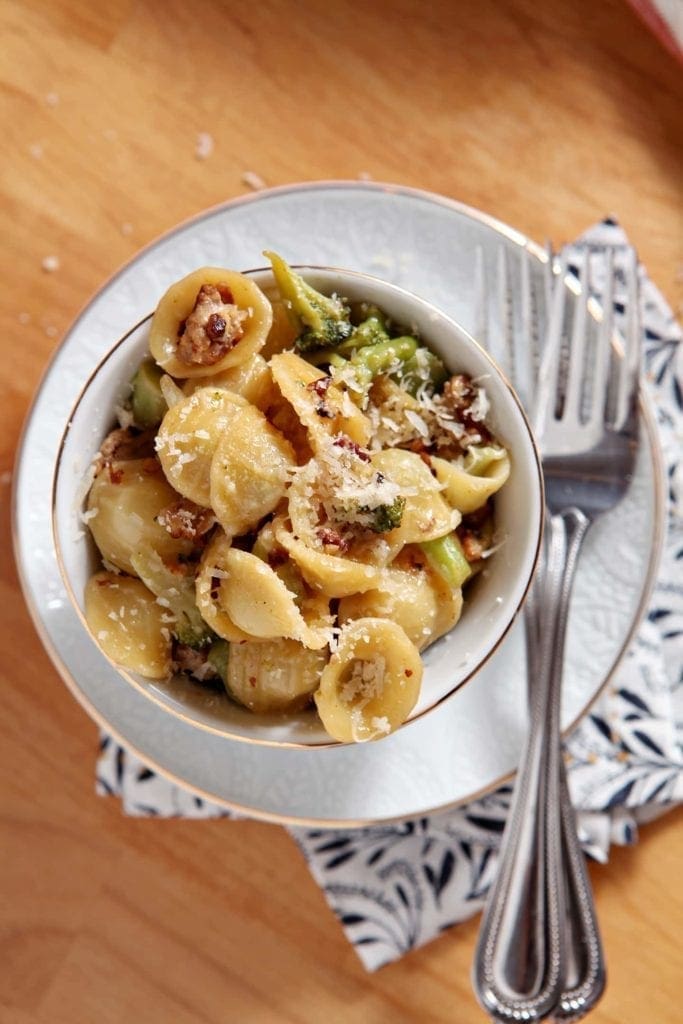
[97,220,683,971]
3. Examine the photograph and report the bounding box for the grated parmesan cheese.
[241,170,266,191]
[370,715,391,735]
[195,132,214,160]
[339,656,386,704]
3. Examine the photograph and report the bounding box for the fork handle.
[528,509,605,1023]
[552,755,606,1022]
[473,509,601,1021]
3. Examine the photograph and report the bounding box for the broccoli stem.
[419,533,472,589]
[130,360,167,428]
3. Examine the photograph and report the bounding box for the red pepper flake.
[248,676,257,687]
[404,668,413,677]
[317,526,350,553]
[333,436,371,462]
[306,376,332,398]
[108,465,123,485]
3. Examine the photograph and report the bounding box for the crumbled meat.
[206,313,227,341]
[457,502,492,562]
[316,526,351,553]
[176,284,248,366]
[439,374,491,446]
[157,498,215,541]
[173,643,217,679]
[442,374,475,414]
[459,531,486,562]
[95,427,157,481]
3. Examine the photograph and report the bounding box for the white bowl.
[53,266,543,747]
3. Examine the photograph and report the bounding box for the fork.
[472,243,641,1021]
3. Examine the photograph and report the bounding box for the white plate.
[13,182,665,825]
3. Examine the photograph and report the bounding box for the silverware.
[472,243,641,1021]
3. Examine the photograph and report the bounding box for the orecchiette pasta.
[314,618,423,742]
[215,548,330,650]
[368,448,460,559]
[195,531,256,643]
[85,572,172,678]
[209,405,295,539]
[150,267,273,378]
[155,387,247,506]
[338,561,463,651]
[87,459,195,574]
[275,521,385,598]
[226,638,327,713]
[84,258,510,743]
[431,445,510,514]
[270,351,371,450]
[183,353,276,412]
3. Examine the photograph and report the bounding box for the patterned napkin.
[97,221,682,971]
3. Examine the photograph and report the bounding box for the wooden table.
[2,1,681,1021]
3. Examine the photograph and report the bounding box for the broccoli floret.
[335,314,390,355]
[265,250,353,352]
[398,348,448,396]
[361,495,406,533]
[206,638,229,685]
[173,613,214,650]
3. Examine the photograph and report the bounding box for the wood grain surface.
[1,1,681,1021]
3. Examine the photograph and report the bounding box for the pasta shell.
[182,353,277,412]
[196,531,254,643]
[156,387,247,506]
[431,446,510,514]
[149,267,273,378]
[270,351,371,449]
[226,638,327,713]
[338,563,463,651]
[216,548,330,650]
[261,295,300,359]
[314,618,422,742]
[275,522,384,598]
[85,571,172,678]
[210,405,295,539]
[370,448,460,556]
[87,459,195,574]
